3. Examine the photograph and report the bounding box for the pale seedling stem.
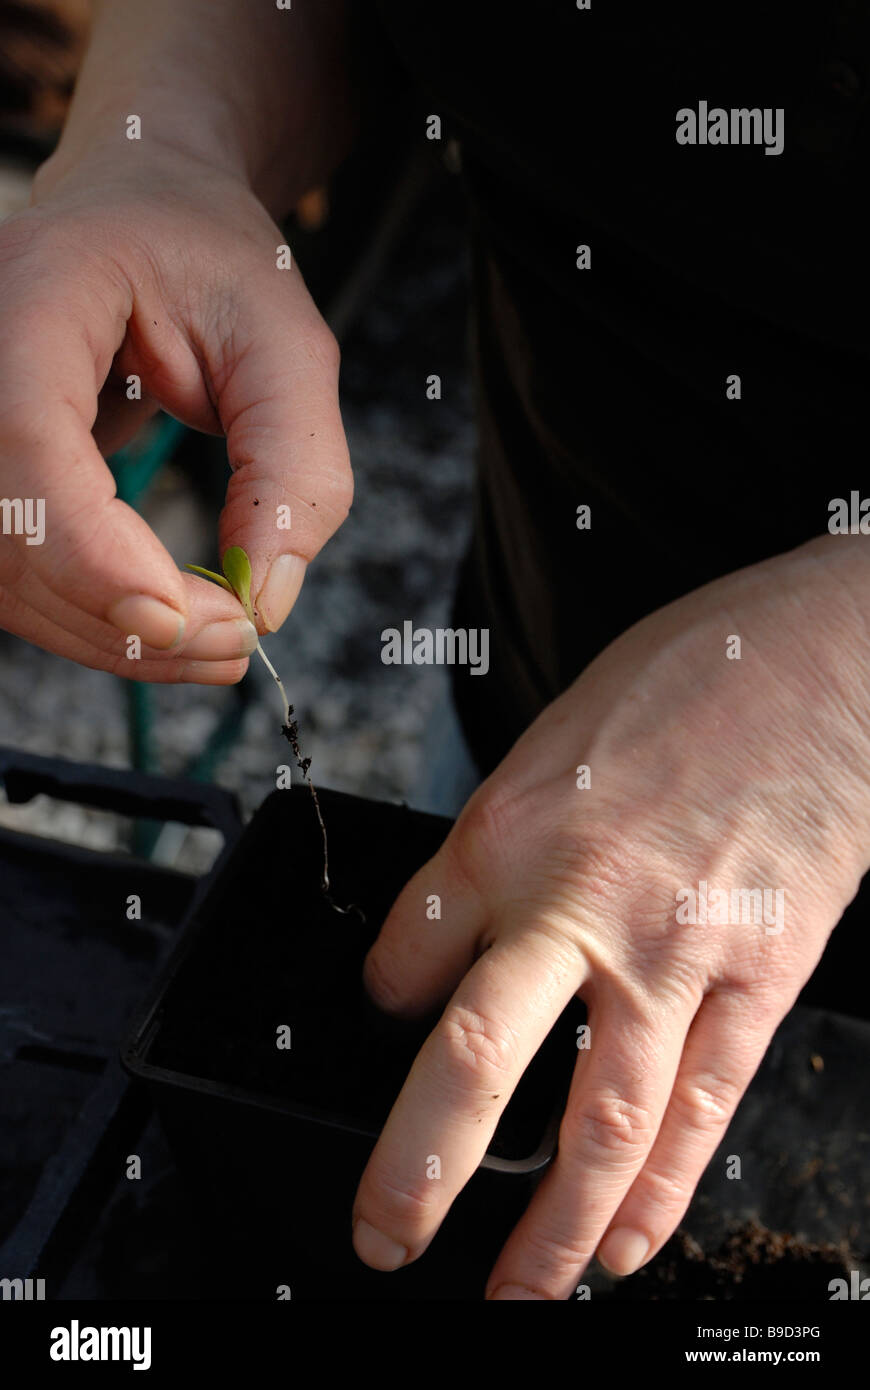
[254,639,291,730]
[184,547,362,920]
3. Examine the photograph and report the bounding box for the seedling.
[186,546,289,728]
[186,547,360,918]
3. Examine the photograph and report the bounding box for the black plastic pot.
[123,785,582,1300]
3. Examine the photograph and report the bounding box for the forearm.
[36,0,356,216]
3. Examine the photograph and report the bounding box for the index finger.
[351,923,585,1273]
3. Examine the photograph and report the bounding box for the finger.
[484,999,694,1300]
[203,262,353,633]
[0,580,251,683]
[595,988,778,1277]
[0,276,228,651]
[362,834,491,1020]
[1,525,257,665]
[352,923,584,1272]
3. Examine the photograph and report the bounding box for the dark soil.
[148,786,581,1162]
[614,1219,856,1299]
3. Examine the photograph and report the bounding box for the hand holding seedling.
[0,0,353,680]
[354,535,870,1297]
[186,547,290,723]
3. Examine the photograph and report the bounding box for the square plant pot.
[122,785,582,1300]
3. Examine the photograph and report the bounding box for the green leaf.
[184,563,234,593]
[221,545,255,621]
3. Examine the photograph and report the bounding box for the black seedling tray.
[123,786,582,1300]
[0,745,242,1289]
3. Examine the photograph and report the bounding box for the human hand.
[0,145,350,681]
[354,535,870,1297]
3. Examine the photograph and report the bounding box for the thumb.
[209,265,353,633]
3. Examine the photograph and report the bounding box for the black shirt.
[376,1,870,773]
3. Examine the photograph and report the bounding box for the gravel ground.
[0,179,475,869]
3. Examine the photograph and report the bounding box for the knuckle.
[631,1162,692,1218]
[522,1223,594,1278]
[315,459,354,525]
[366,1165,440,1228]
[564,1091,656,1160]
[669,1069,740,1131]
[361,943,408,1017]
[436,1003,519,1087]
[302,321,341,375]
[448,783,520,899]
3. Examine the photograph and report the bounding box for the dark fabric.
[376,1,870,774]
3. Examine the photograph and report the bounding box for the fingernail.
[255,553,306,632]
[352,1219,407,1272]
[182,618,258,661]
[597,1228,650,1277]
[107,594,185,649]
[487,1284,548,1301]
[179,659,248,685]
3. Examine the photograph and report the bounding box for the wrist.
[792,533,870,866]
[31,124,253,208]
[37,0,356,221]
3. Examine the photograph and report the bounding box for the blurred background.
[0,0,475,872]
